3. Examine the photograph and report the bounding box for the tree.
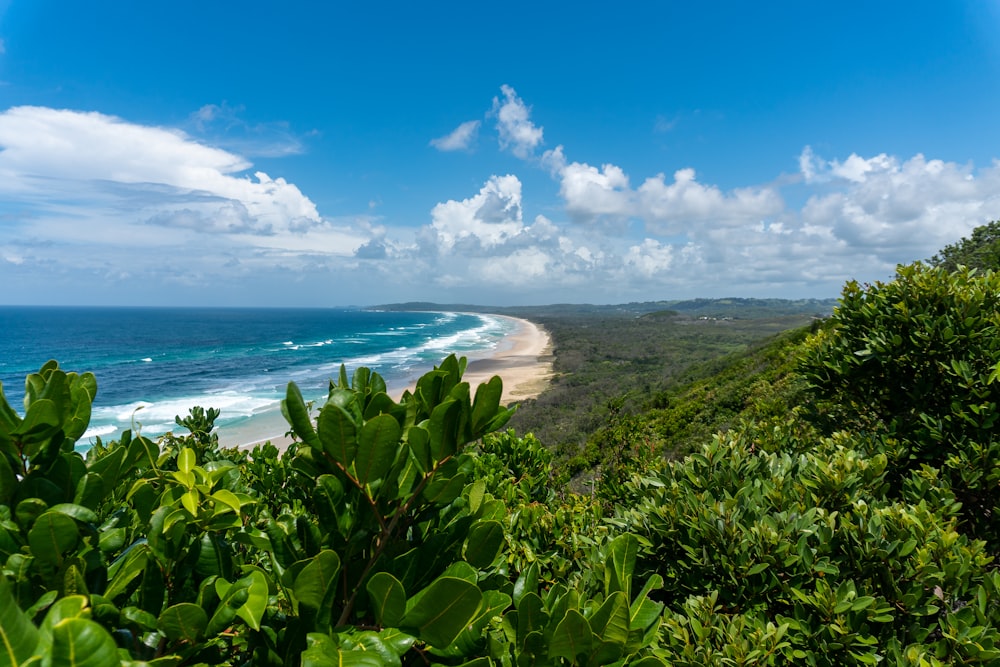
[929,220,1000,271]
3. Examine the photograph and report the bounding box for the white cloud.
[799,148,999,259]
[0,106,377,303]
[800,145,895,184]
[425,174,525,253]
[479,248,551,286]
[5,98,1000,306]
[624,239,676,278]
[189,102,305,157]
[637,168,783,233]
[0,106,321,234]
[560,161,634,222]
[430,120,481,152]
[492,85,544,158]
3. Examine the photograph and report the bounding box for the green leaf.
[46,503,98,525]
[428,399,462,461]
[47,618,119,667]
[28,511,79,565]
[294,550,342,611]
[236,570,270,631]
[0,578,39,667]
[550,609,593,663]
[406,426,431,473]
[515,593,548,645]
[177,447,195,474]
[605,533,638,599]
[0,454,16,507]
[513,563,539,608]
[355,413,402,485]
[158,603,208,642]
[589,591,629,645]
[366,572,407,628]
[317,403,357,467]
[471,376,503,436]
[464,520,505,569]
[282,382,320,449]
[12,398,59,440]
[402,577,483,648]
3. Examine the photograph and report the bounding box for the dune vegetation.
[4,225,1000,665]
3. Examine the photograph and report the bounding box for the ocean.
[0,307,515,450]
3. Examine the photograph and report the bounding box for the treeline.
[4,224,1000,664]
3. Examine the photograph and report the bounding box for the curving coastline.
[230,314,552,451]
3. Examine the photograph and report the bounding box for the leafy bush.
[799,264,1000,548]
[0,357,666,665]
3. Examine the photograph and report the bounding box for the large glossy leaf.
[235,570,270,631]
[294,550,341,611]
[317,403,357,467]
[0,382,23,432]
[588,591,629,645]
[158,603,208,642]
[177,448,195,475]
[64,375,95,442]
[427,399,462,461]
[0,454,15,506]
[605,533,639,599]
[515,593,548,646]
[206,583,250,637]
[47,618,119,667]
[406,425,431,473]
[470,376,503,436]
[513,563,539,608]
[549,609,593,663]
[282,382,320,449]
[464,520,505,569]
[48,503,98,524]
[355,414,401,485]
[12,398,59,440]
[28,511,79,565]
[402,577,483,648]
[0,578,39,667]
[366,572,406,627]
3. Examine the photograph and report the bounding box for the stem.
[322,451,387,534]
[334,455,452,627]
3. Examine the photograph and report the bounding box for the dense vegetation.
[379,299,834,478]
[5,226,1000,664]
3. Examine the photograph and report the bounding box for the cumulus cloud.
[424,174,525,254]
[543,145,781,230]
[492,85,544,158]
[430,120,481,152]
[560,161,634,222]
[637,168,783,233]
[798,148,999,259]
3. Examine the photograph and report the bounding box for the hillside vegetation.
[4,226,1000,665]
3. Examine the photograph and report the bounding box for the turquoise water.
[0,307,513,447]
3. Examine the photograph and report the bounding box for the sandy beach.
[227,314,553,451]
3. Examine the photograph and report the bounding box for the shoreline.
[226,314,553,452]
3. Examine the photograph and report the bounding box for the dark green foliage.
[929,220,1000,271]
[800,264,1000,550]
[510,311,821,469]
[9,256,1000,664]
[0,358,665,665]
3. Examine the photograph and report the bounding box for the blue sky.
[2,1,1000,306]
